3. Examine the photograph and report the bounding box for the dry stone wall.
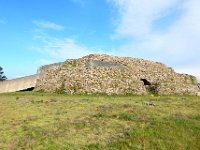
[35,54,199,95]
[37,62,63,79]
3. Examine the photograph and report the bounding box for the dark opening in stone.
[140,79,151,85]
[198,83,200,89]
[141,79,159,94]
[19,87,34,92]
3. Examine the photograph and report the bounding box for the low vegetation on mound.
[0,92,200,149]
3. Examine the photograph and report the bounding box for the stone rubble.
[35,54,199,95]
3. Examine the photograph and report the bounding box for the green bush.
[55,83,65,94]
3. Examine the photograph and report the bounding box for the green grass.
[0,92,200,149]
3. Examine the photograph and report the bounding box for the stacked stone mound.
[35,54,199,95]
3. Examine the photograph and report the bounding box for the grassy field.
[0,92,200,150]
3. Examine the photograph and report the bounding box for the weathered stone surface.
[34,54,200,95]
[37,62,63,81]
[85,60,124,69]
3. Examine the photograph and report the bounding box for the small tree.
[0,66,7,81]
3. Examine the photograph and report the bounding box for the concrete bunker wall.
[85,60,125,69]
[0,75,37,93]
[0,62,64,93]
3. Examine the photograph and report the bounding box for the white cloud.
[176,65,200,83]
[110,0,181,38]
[33,20,64,30]
[32,31,116,61]
[41,38,93,59]
[109,0,200,80]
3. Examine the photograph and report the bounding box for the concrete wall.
[85,60,124,69]
[0,75,37,93]
[0,62,63,93]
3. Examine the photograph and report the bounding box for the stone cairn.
[35,54,199,95]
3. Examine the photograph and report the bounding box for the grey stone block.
[85,60,124,69]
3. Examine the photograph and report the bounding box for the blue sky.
[0,0,200,81]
